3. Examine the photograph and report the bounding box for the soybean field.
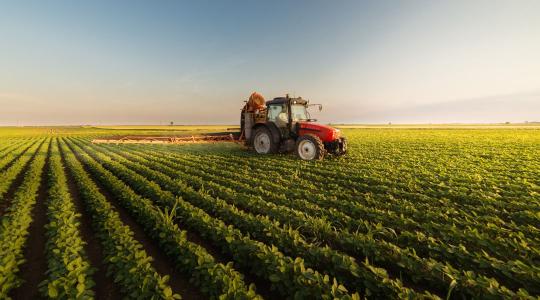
[0,127,538,299]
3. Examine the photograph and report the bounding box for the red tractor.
[240,93,347,160]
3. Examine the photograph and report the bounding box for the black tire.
[295,134,325,160]
[336,137,348,156]
[252,126,279,154]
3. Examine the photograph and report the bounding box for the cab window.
[291,104,308,122]
[267,104,288,127]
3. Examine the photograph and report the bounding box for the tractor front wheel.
[335,137,348,156]
[296,134,325,160]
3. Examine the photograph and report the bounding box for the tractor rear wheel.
[252,126,278,154]
[296,134,325,160]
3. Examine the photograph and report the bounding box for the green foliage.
[0,139,44,199]
[96,134,539,299]
[81,138,414,298]
[66,139,260,299]
[67,138,359,299]
[0,139,49,298]
[0,127,538,299]
[59,139,180,299]
[38,138,95,299]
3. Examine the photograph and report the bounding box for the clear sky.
[1,0,539,125]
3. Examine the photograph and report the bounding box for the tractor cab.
[265,96,313,138]
[241,93,347,160]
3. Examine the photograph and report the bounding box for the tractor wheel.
[296,134,325,160]
[252,126,278,154]
[335,137,348,156]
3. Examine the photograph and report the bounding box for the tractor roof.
[266,97,308,106]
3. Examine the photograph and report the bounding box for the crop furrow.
[0,139,49,297]
[79,140,535,298]
[0,139,44,202]
[59,139,180,299]
[131,146,539,245]
[135,146,539,262]
[73,139,427,298]
[63,140,261,300]
[0,140,38,171]
[67,139,361,299]
[157,144,537,220]
[39,138,95,298]
[0,140,30,161]
[109,142,540,291]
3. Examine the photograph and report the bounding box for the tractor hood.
[298,122,341,142]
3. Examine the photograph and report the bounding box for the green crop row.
[84,139,442,298]
[130,143,539,292]
[72,138,423,298]
[93,141,532,299]
[0,140,32,163]
[167,149,538,248]
[0,139,49,298]
[0,127,538,298]
[59,139,180,299]
[66,139,359,300]
[64,139,261,299]
[0,139,43,199]
[39,138,95,299]
[162,156,538,289]
[173,149,539,261]
[168,141,537,231]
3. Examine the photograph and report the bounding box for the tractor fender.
[251,123,281,145]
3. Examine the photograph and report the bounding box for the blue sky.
[1,0,539,125]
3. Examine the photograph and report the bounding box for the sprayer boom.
[92,134,237,144]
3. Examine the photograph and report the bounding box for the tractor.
[240,92,347,160]
[91,92,347,161]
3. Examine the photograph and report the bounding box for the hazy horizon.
[1,1,539,126]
